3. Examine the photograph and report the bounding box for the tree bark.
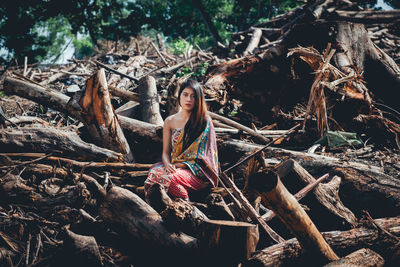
[3,76,162,144]
[138,75,164,126]
[323,248,384,267]
[0,127,122,162]
[98,186,198,265]
[220,140,400,219]
[250,170,339,264]
[63,230,102,267]
[192,0,223,45]
[79,69,134,162]
[276,159,357,227]
[244,216,400,267]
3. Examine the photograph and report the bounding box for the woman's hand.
[165,163,176,174]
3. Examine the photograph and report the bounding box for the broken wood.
[250,169,339,263]
[0,126,122,162]
[138,75,164,126]
[78,68,134,161]
[210,112,270,144]
[3,76,162,143]
[323,248,384,267]
[198,158,285,244]
[62,230,102,266]
[276,159,357,227]
[261,172,330,221]
[98,186,198,264]
[245,216,400,267]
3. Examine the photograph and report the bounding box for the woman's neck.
[180,109,192,121]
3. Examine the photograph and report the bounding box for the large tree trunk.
[98,186,198,266]
[79,68,134,161]
[0,126,122,162]
[138,75,163,126]
[244,216,400,267]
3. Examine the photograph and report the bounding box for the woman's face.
[180,87,195,111]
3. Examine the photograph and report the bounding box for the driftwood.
[138,75,163,126]
[276,159,357,227]
[0,126,122,162]
[261,172,330,222]
[250,169,339,264]
[222,140,400,219]
[3,76,162,143]
[324,248,384,267]
[98,186,198,265]
[78,68,134,161]
[245,216,400,267]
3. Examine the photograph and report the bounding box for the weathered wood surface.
[0,126,122,162]
[323,248,384,267]
[276,159,357,227]
[3,76,162,143]
[244,216,400,267]
[79,68,134,161]
[251,170,339,264]
[98,186,198,265]
[222,140,400,218]
[138,75,163,126]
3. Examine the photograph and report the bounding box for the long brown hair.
[178,79,208,150]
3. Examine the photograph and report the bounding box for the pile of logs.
[0,1,400,266]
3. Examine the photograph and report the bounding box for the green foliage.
[73,36,94,58]
[171,39,190,55]
[10,0,397,64]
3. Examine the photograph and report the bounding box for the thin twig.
[0,152,54,170]
[223,123,301,174]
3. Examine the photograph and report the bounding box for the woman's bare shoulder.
[164,113,179,129]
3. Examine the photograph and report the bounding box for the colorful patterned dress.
[144,118,219,200]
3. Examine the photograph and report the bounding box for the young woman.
[144,79,219,200]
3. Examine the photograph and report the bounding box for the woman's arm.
[162,117,176,174]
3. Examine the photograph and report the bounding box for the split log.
[0,126,122,162]
[78,69,133,161]
[62,230,102,267]
[324,248,384,267]
[244,216,400,267]
[138,75,163,126]
[250,170,339,264]
[98,186,198,265]
[276,159,357,227]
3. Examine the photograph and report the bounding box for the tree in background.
[0,0,396,64]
